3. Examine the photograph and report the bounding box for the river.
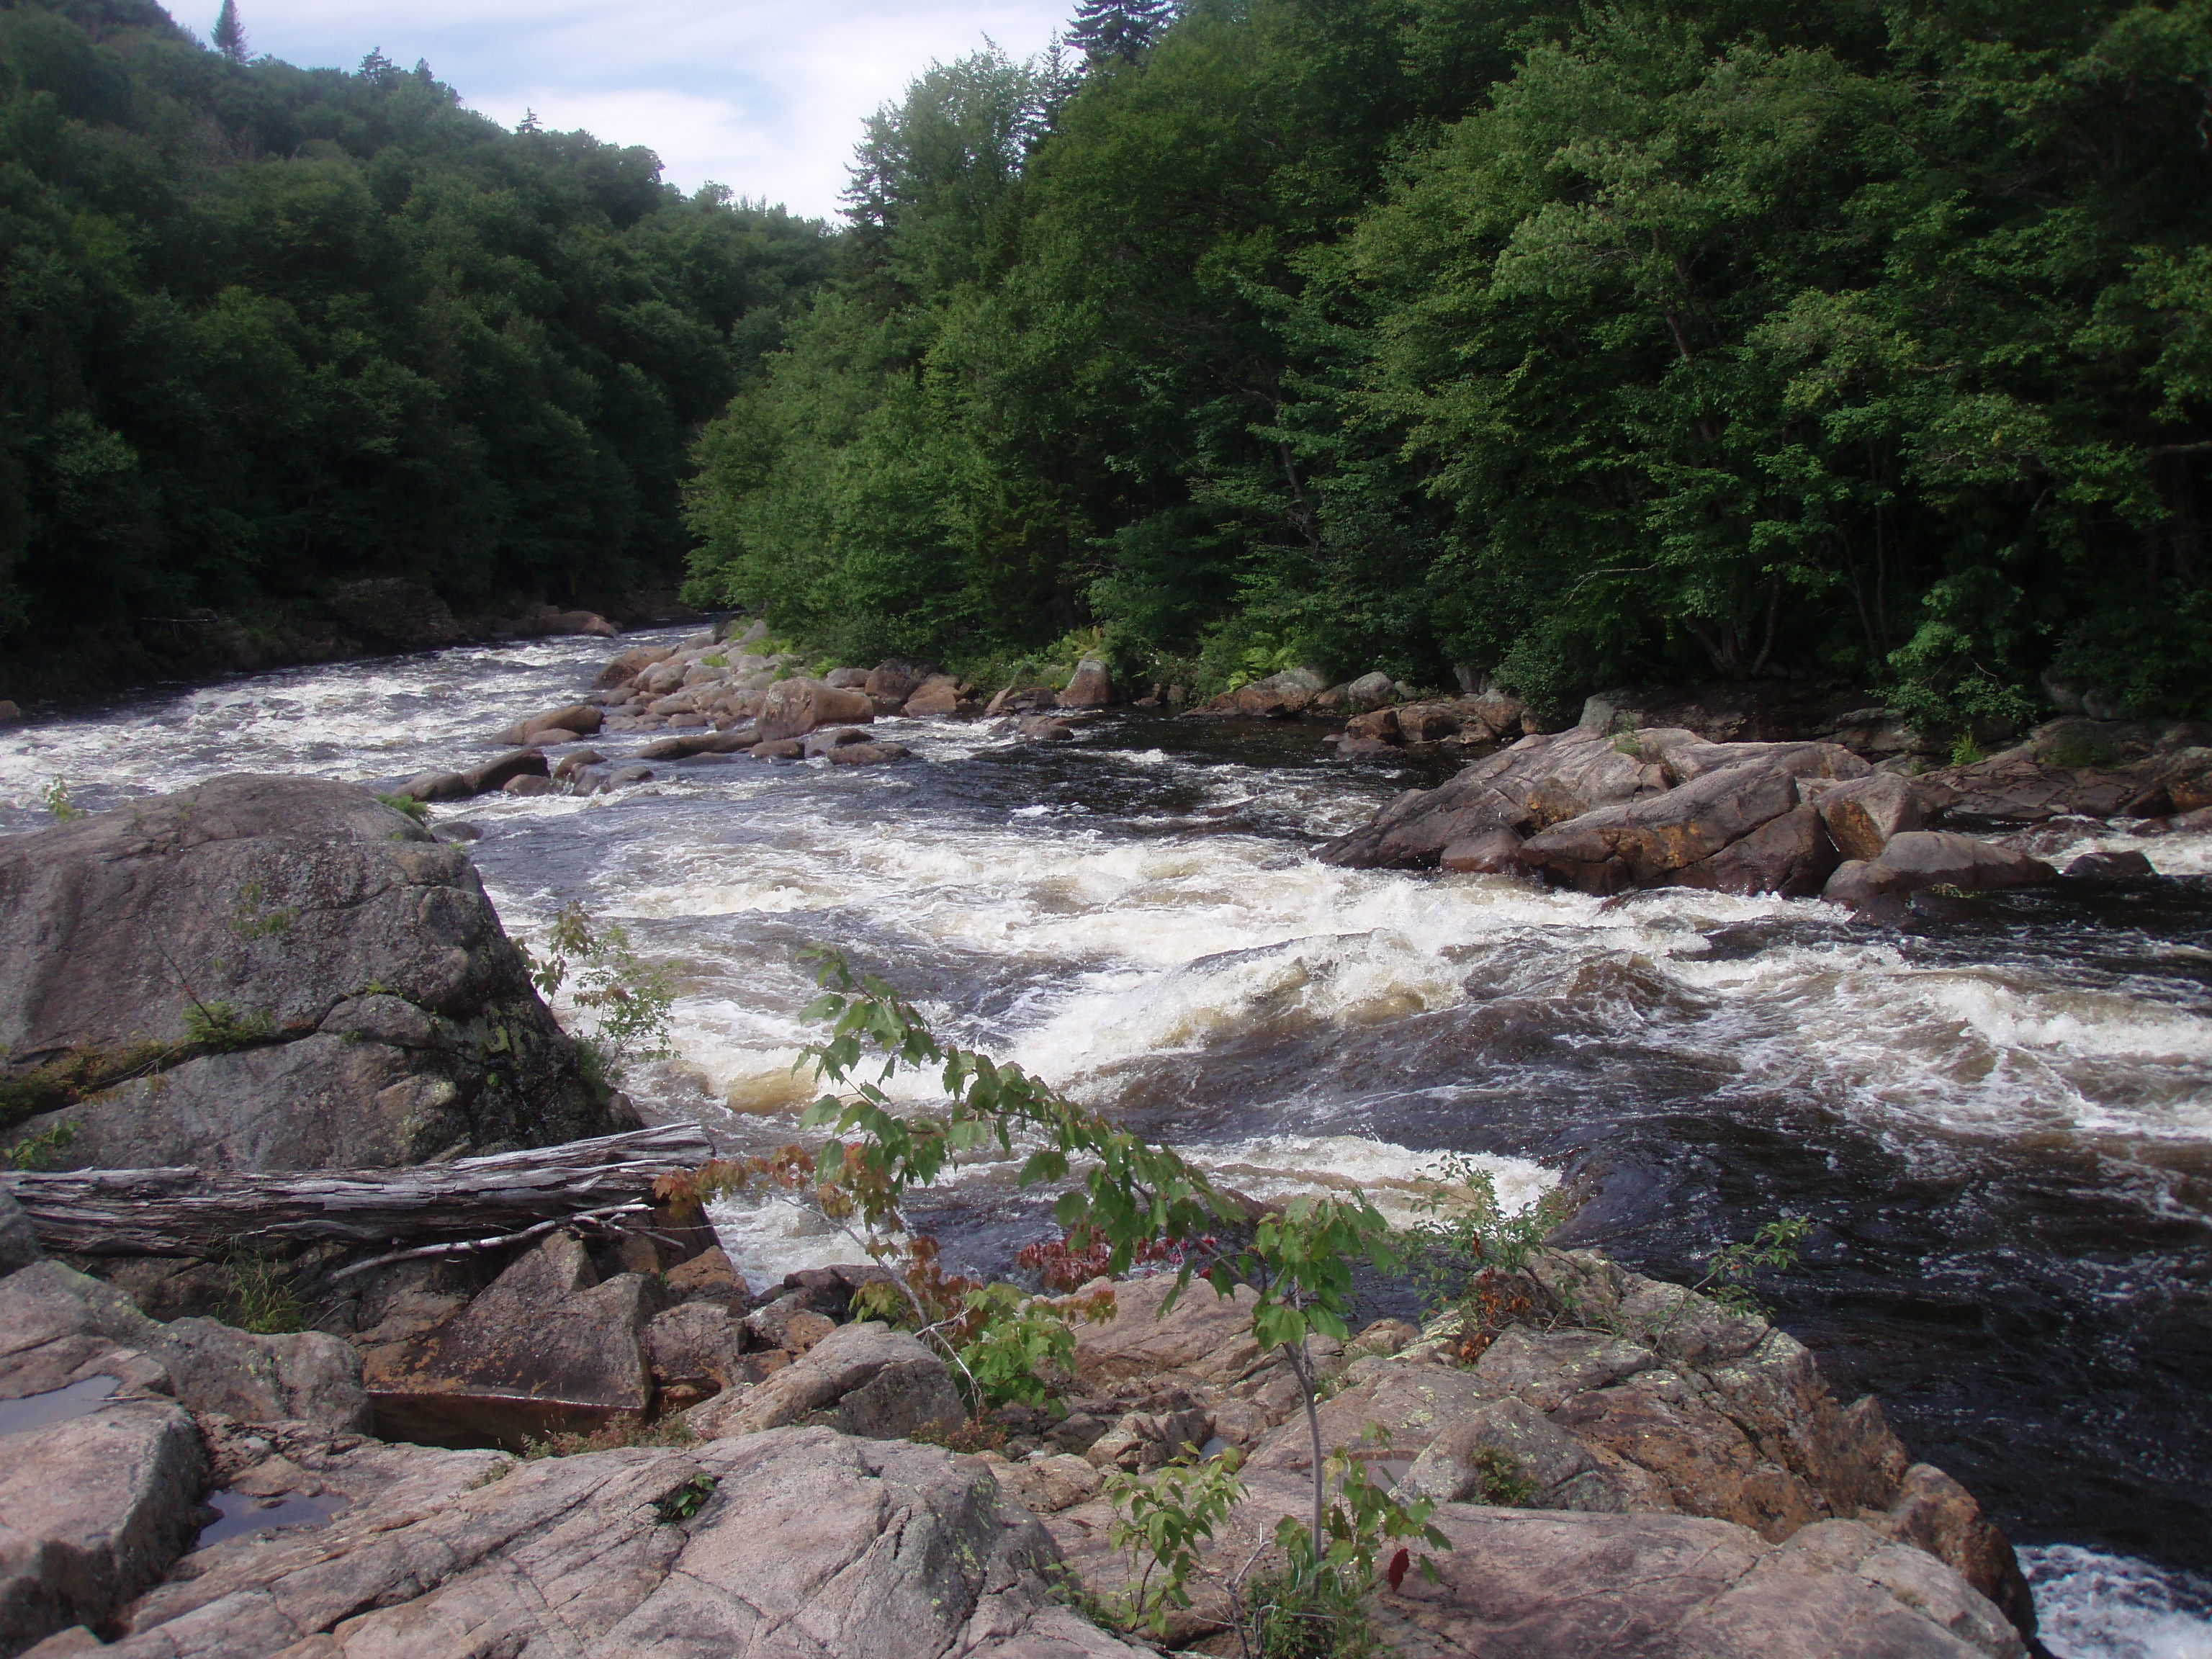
[2,626,2208,1658]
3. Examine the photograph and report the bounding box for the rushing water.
[4,626,2210,1653]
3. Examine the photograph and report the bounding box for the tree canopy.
[685,0,2212,726]
[0,0,833,675]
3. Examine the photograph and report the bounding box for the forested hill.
[684,0,2212,732]
[0,0,832,688]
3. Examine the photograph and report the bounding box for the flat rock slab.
[87,1425,1150,1659]
[1070,1274,1260,1388]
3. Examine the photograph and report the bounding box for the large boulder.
[902,674,970,717]
[688,1318,963,1442]
[1517,745,1868,894]
[755,678,878,742]
[1057,659,1115,709]
[362,1233,655,1449]
[83,1426,1146,1659]
[1824,832,2057,909]
[864,659,937,706]
[493,703,603,745]
[1815,770,1930,862]
[0,775,628,1171]
[1194,667,1329,719]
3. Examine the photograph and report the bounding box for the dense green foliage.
[0,0,832,659]
[686,0,2212,724]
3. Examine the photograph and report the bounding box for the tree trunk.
[0,1124,715,1258]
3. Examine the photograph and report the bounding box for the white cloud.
[234,0,1073,217]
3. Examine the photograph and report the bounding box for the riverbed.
[3,626,2208,1658]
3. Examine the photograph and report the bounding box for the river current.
[3,626,2209,1658]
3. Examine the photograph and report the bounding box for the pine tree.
[210,0,247,63]
[1069,0,1172,67]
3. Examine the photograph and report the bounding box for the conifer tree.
[1069,0,1171,67]
[210,0,247,63]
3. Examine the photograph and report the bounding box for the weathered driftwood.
[0,1123,714,1257]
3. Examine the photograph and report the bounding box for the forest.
[685,0,2212,729]
[0,0,832,680]
[7,0,2212,728]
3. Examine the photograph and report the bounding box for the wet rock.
[801,725,873,757]
[985,685,1058,716]
[756,677,876,742]
[1824,832,2056,909]
[0,775,622,1171]
[550,748,604,781]
[688,1320,960,1440]
[1441,827,1527,874]
[636,729,750,759]
[903,673,970,716]
[1057,659,1115,709]
[500,773,553,796]
[603,763,655,788]
[462,747,550,793]
[1341,670,1396,712]
[1675,801,1840,897]
[749,737,805,760]
[593,644,674,688]
[0,699,21,725]
[1345,707,1399,742]
[1816,770,1931,862]
[863,659,936,706]
[2062,848,2157,883]
[1019,715,1076,742]
[362,1234,655,1449]
[1519,745,1866,895]
[494,703,602,745]
[825,740,909,765]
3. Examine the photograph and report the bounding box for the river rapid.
[4,626,2210,1658]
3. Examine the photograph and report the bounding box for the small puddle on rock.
[0,1375,118,1435]
[196,1488,349,1549]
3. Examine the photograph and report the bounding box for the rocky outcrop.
[687,1319,964,1443]
[0,775,628,1171]
[756,677,878,742]
[65,1426,1144,1659]
[1824,832,2057,910]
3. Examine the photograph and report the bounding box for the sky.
[220,0,1075,220]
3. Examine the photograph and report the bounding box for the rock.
[986,685,1060,716]
[639,729,755,759]
[801,725,873,758]
[688,1320,962,1441]
[2,1259,369,1431]
[1341,671,1396,712]
[0,1396,207,1655]
[749,737,805,760]
[1930,742,2165,825]
[516,606,617,638]
[1057,659,1115,709]
[1019,715,1076,742]
[1071,1274,1260,1388]
[0,775,623,1172]
[1,1191,40,1273]
[756,677,877,742]
[1519,745,1867,894]
[833,1349,966,1440]
[90,1425,1148,1659]
[903,673,969,716]
[721,616,770,645]
[1398,1395,1604,1508]
[1346,707,1399,742]
[994,1452,1104,1514]
[361,1233,655,1448]
[500,773,553,796]
[593,644,675,688]
[1869,1463,2038,1637]
[0,699,21,725]
[462,747,550,793]
[744,1292,839,1355]
[1397,701,1463,742]
[823,667,871,689]
[2156,745,2212,813]
[646,1302,754,1399]
[494,703,602,745]
[664,1247,748,1308]
[1817,770,1930,862]
[825,741,909,765]
[1195,666,1329,718]
[550,749,604,781]
[1823,832,2056,909]
[603,763,655,788]
[393,768,469,802]
[1674,801,1840,897]
[323,578,459,651]
[1440,827,1527,874]
[2062,848,2157,883]
[863,659,937,705]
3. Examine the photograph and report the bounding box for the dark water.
[5,627,2209,1654]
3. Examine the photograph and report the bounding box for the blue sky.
[217,0,1074,219]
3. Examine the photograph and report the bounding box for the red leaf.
[1385,1547,1410,1593]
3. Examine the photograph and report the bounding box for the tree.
[210,0,246,62]
[1069,0,1172,67]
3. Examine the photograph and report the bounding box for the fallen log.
[0,1123,716,1258]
